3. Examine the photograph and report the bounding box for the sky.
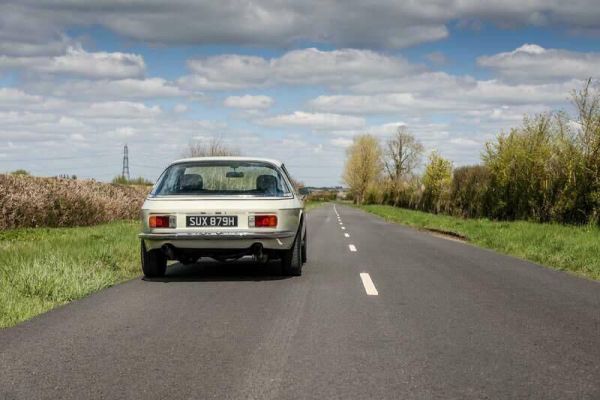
[0,1,599,186]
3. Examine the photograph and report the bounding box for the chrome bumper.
[138,230,296,241]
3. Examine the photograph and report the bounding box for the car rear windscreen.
[152,161,292,197]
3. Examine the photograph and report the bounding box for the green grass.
[305,200,328,211]
[0,221,141,328]
[356,204,600,281]
[0,205,330,328]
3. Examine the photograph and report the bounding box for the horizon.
[1,1,599,185]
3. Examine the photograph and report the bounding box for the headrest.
[180,173,203,191]
[256,174,279,193]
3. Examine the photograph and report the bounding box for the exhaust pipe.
[161,244,177,260]
[251,243,269,264]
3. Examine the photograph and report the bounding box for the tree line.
[343,80,600,225]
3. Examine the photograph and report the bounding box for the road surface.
[1,204,599,399]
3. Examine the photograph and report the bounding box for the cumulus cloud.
[0,45,146,80]
[260,111,366,130]
[23,78,185,100]
[224,95,274,109]
[309,79,578,115]
[180,48,419,90]
[477,44,600,83]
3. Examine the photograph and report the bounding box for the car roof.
[170,156,283,167]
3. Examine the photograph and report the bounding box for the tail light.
[149,215,176,228]
[249,214,277,228]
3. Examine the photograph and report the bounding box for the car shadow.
[143,257,291,282]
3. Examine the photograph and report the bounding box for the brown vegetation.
[0,174,149,229]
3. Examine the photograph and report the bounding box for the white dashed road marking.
[360,273,379,296]
[341,226,346,230]
[344,233,350,238]
[349,244,357,252]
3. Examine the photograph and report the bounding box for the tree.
[383,127,424,205]
[384,127,424,181]
[183,136,240,157]
[421,151,452,213]
[10,169,30,176]
[571,79,600,224]
[343,134,382,205]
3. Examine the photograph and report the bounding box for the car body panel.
[139,157,304,257]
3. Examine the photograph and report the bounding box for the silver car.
[139,157,306,277]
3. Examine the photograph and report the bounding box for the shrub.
[0,174,150,229]
[450,165,490,218]
[421,152,452,214]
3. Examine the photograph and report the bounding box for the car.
[139,157,307,278]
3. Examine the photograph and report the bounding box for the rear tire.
[281,231,302,276]
[141,241,167,278]
[301,229,307,264]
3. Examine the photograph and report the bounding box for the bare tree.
[183,136,240,157]
[342,134,382,204]
[384,126,424,182]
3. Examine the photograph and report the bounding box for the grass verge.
[356,204,600,281]
[305,200,328,211]
[0,204,328,328]
[0,221,140,328]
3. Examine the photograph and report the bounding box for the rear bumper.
[139,230,296,251]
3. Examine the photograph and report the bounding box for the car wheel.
[281,231,302,276]
[301,229,307,264]
[141,241,167,278]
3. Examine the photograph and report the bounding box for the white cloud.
[477,44,600,83]
[37,46,145,79]
[260,111,366,130]
[181,48,418,90]
[0,44,147,81]
[224,95,274,109]
[173,104,188,113]
[330,137,353,148]
[23,78,185,100]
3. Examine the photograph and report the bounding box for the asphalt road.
[1,204,599,399]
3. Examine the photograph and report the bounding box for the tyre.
[301,228,307,264]
[141,241,167,278]
[281,231,302,276]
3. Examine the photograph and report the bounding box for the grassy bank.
[0,221,140,328]
[356,204,600,281]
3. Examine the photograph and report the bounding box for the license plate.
[186,215,238,227]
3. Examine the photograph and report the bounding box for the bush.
[450,165,490,218]
[112,176,153,186]
[0,174,150,229]
[420,152,452,214]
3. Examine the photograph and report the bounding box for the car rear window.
[152,161,292,197]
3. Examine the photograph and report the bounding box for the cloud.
[23,78,185,100]
[477,44,600,83]
[224,95,274,109]
[3,1,600,50]
[180,48,419,90]
[309,79,578,115]
[425,51,448,65]
[260,111,366,130]
[330,137,353,148]
[0,44,147,81]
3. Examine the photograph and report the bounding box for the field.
[357,204,600,281]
